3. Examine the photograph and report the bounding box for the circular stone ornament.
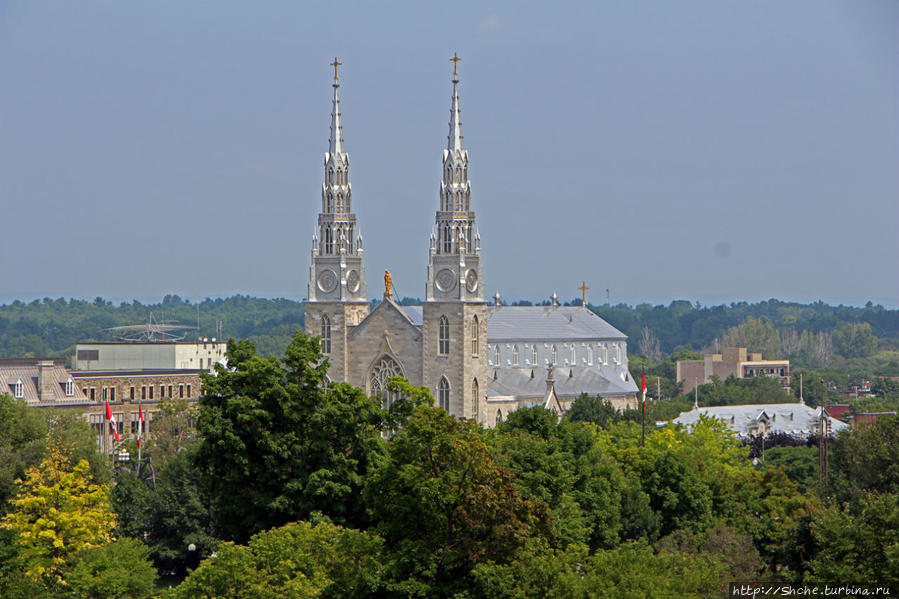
[317,269,338,293]
[346,269,360,293]
[436,268,457,292]
[465,269,479,293]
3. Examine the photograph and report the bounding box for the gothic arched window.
[512,345,520,366]
[438,377,450,411]
[471,315,479,356]
[328,167,334,185]
[551,345,558,364]
[531,345,538,365]
[493,344,500,366]
[324,228,333,254]
[472,378,479,418]
[495,409,503,426]
[370,356,402,409]
[320,315,331,354]
[439,316,450,355]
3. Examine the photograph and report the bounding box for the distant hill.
[0,296,896,371]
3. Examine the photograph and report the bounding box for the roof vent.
[530,369,534,379]
[569,369,573,378]
[493,370,498,381]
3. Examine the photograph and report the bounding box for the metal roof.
[673,402,848,437]
[400,306,423,327]
[487,306,627,342]
[487,365,637,399]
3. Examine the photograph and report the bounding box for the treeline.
[0,295,305,359]
[2,295,896,367]
[1,332,897,597]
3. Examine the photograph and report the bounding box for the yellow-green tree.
[1,445,115,581]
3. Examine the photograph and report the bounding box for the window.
[89,388,95,401]
[65,378,74,397]
[130,386,135,400]
[149,386,154,400]
[179,384,184,398]
[471,315,479,355]
[102,387,108,401]
[369,356,402,408]
[587,346,593,365]
[321,315,332,354]
[159,385,165,399]
[168,385,173,398]
[14,378,24,399]
[570,345,576,365]
[493,345,500,366]
[472,378,479,418]
[109,387,115,402]
[141,386,147,400]
[551,345,558,364]
[496,409,503,426]
[199,358,204,370]
[512,345,520,366]
[439,316,450,355]
[186,384,192,398]
[438,377,450,411]
[531,345,538,365]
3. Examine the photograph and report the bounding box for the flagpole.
[641,363,647,448]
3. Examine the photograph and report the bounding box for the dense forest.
[1,331,897,597]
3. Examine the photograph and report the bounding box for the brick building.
[676,347,790,394]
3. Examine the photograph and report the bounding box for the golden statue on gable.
[384,269,393,296]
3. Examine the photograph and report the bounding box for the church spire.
[425,53,483,302]
[329,57,343,154]
[308,58,366,303]
[448,52,463,151]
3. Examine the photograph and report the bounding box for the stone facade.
[304,63,637,425]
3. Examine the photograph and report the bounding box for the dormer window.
[65,378,75,397]
[14,378,24,399]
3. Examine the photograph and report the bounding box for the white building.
[74,340,227,372]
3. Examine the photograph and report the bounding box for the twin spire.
[328,57,344,155]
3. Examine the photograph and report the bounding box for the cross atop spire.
[447,53,463,151]
[328,59,344,154]
[578,281,590,307]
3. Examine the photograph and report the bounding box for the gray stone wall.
[346,299,423,393]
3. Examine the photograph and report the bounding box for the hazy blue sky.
[1,1,896,307]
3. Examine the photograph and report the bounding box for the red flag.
[641,370,647,412]
[105,400,121,443]
[137,405,144,448]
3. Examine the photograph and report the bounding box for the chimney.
[38,360,56,401]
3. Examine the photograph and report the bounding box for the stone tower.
[305,60,369,382]
[422,57,488,422]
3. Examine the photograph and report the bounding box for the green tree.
[195,332,384,542]
[0,396,110,509]
[65,538,157,599]
[722,316,781,358]
[834,322,878,358]
[172,520,384,599]
[828,415,899,501]
[563,395,618,428]
[111,448,218,577]
[365,405,543,596]
[145,398,199,466]
[1,446,115,582]
[807,492,899,586]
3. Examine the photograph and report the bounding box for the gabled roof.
[350,296,421,339]
[487,306,626,342]
[0,361,86,405]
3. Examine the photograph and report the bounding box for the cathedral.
[304,58,638,426]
